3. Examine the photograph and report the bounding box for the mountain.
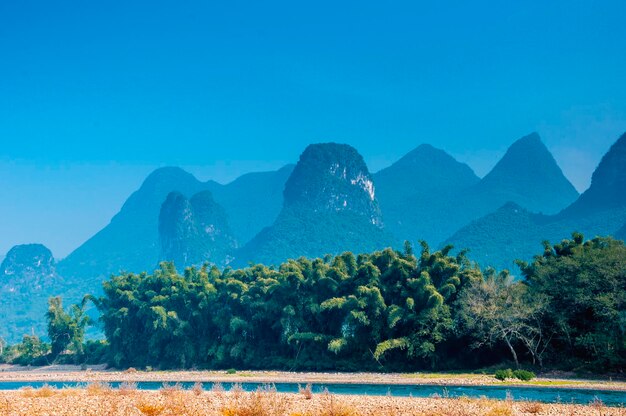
[58,167,211,281]
[159,191,237,268]
[374,133,578,245]
[374,144,480,244]
[471,133,579,215]
[237,143,392,265]
[446,133,626,270]
[560,133,626,217]
[58,165,293,281]
[205,164,294,243]
[0,244,59,343]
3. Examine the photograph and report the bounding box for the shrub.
[226,368,237,375]
[494,369,513,381]
[512,369,535,381]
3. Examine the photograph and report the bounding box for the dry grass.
[0,386,623,416]
[86,381,113,396]
[19,384,56,398]
[519,401,544,414]
[299,383,313,400]
[318,394,359,416]
[220,386,289,416]
[136,399,166,416]
[118,380,138,396]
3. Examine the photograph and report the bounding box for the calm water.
[0,381,624,407]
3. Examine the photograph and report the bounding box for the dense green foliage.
[1,297,102,365]
[46,296,91,359]
[94,243,479,369]
[518,234,626,370]
[3,233,625,373]
[90,233,626,371]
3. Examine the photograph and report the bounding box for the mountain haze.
[159,191,236,268]
[237,143,392,265]
[205,164,294,243]
[0,244,59,342]
[374,144,479,244]
[559,133,626,217]
[58,165,293,279]
[447,133,626,270]
[374,133,578,245]
[58,167,211,280]
[471,133,579,215]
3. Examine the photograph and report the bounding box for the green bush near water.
[494,368,535,381]
[494,369,514,381]
[513,369,535,381]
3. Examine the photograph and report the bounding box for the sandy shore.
[0,365,625,392]
[0,386,623,416]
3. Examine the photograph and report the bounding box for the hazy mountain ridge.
[374,133,579,245]
[470,133,579,215]
[159,190,237,268]
[58,165,293,280]
[446,133,626,270]
[559,133,626,218]
[57,167,211,281]
[374,144,480,245]
[205,164,294,243]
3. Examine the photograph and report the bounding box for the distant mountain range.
[447,132,626,269]
[2,132,625,342]
[376,133,579,246]
[57,165,291,281]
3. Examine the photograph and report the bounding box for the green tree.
[46,296,91,360]
[518,233,626,369]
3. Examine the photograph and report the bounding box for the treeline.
[2,233,625,372]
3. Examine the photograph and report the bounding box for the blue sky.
[1,1,626,257]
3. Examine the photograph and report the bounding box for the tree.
[46,296,91,360]
[457,269,547,368]
[518,234,626,369]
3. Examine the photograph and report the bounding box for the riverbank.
[0,386,621,416]
[0,365,625,391]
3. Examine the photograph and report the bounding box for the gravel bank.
[0,366,624,392]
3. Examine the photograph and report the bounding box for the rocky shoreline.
[0,365,625,392]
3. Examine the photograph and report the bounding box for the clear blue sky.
[1,1,626,258]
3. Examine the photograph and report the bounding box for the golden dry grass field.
[0,384,624,416]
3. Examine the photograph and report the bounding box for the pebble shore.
[0,365,625,391]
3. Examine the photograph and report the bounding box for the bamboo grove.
[2,234,625,372]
